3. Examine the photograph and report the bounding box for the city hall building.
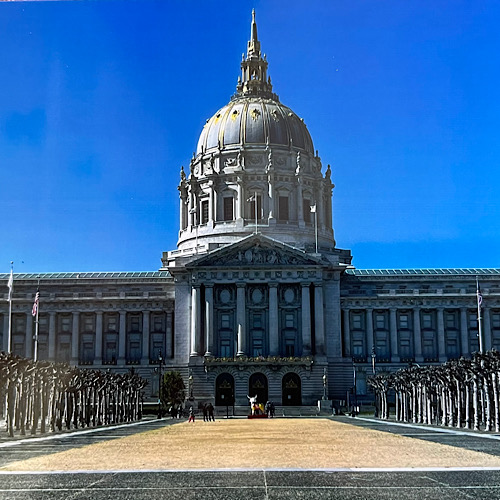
[2,13,500,408]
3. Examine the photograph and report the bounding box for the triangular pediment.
[189,234,322,268]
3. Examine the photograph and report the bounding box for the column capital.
[268,282,279,289]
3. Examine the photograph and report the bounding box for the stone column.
[208,182,214,224]
[390,308,399,362]
[95,311,103,365]
[118,311,126,365]
[437,307,446,362]
[187,188,193,230]
[314,284,325,355]
[460,307,469,357]
[25,313,33,359]
[269,284,279,356]
[302,284,312,355]
[190,286,201,356]
[484,307,492,352]
[413,307,423,362]
[71,312,80,364]
[48,312,56,361]
[205,285,214,356]
[236,283,246,356]
[366,308,374,357]
[142,311,150,364]
[296,177,304,226]
[342,308,351,357]
[166,311,173,358]
[236,181,243,220]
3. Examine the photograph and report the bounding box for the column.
[390,308,399,362]
[190,286,201,356]
[269,284,279,356]
[208,182,214,224]
[71,312,80,364]
[342,308,351,357]
[460,307,469,357]
[413,307,423,362]
[166,311,173,358]
[484,307,492,351]
[118,311,126,365]
[236,283,246,356]
[25,313,33,359]
[366,308,374,356]
[95,311,103,365]
[48,312,56,361]
[236,181,243,220]
[302,284,312,355]
[205,285,214,356]
[314,284,325,355]
[296,177,304,226]
[141,311,150,364]
[187,188,193,230]
[437,307,446,362]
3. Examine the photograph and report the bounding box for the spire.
[235,10,279,101]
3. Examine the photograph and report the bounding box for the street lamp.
[157,350,163,419]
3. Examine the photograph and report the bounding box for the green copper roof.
[0,271,171,280]
[347,268,500,276]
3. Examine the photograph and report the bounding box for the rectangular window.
[153,315,164,332]
[253,314,262,328]
[285,313,294,328]
[201,199,209,224]
[352,340,364,357]
[60,316,71,332]
[278,196,289,221]
[221,314,230,329]
[492,313,500,329]
[220,338,231,358]
[399,314,408,329]
[446,313,456,329]
[285,338,295,357]
[252,338,263,357]
[422,313,433,329]
[223,197,234,221]
[129,315,141,333]
[303,199,311,223]
[106,315,117,332]
[375,314,385,330]
[352,314,362,330]
[83,315,94,332]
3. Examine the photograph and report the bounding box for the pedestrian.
[202,403,208,422]
[188,406,195,423]
[207,402,215,421]
[265,401,271,417]
[270,401,275,418]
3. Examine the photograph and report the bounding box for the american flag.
[32,290,39,317]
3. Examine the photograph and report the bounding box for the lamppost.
[371,346,377,417]
[157,350,163,419]
[352,358,357,417]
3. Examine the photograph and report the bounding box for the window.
[285,337,295,357]
[106,314,117,332]
[399,314,409,329]
[60,315,71,332]
[285,313,294,328]
[221,314,230,329]
[446,313,456,329]
[303,199,311,223]
[278,196,289,221]
[375,314,386,330]
[492,312,500,329]
[352,339,364,357]
[220,338,232,358]
[352,314,362,330]
[223,197,234,221]
[128,314,141,333]
[252,337,264,357]
[83,315,94,332]
[253,313,262,328]
[153,314,164,332]
[249,194,262,220]
[422,313,433,329]
[201,199,209,224]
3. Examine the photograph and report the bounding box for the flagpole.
[254,191,258,234]
[33,278,40,362]
[476,276,484,354]
[314,209,318,254]
[7,262,13,354]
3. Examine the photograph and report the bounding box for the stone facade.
[1,12,499,407]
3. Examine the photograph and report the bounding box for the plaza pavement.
[1,416,500,499]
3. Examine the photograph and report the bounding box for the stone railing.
[203,355,314,371]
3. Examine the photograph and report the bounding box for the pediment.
[190,235,321,268]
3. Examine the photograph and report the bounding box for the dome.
[196,96,314,155]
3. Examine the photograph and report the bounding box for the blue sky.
[1,0,499,273]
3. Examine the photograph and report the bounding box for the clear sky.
[1,0,500,273]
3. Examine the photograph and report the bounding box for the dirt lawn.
[3,418,500,471]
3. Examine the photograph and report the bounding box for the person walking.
[207,402,215,421]
[202,403,208,421]
[188,406,195,423]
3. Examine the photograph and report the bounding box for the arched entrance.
[282,372,301,406]
[248,372,268,404]
[215,373,235,406]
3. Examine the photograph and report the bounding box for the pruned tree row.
[0,352,147,438]
[368,350,500,432]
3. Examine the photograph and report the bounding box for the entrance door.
[248,372,268,404]
[282,372,301,406]
[215,373,235,406]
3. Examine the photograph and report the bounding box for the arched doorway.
[215,373,235,406]
[248,372,268,404]
[282,372,301,406]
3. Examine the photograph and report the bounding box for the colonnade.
[189,282,326,358]
[342,305,496,362]
[2,309,174,365]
